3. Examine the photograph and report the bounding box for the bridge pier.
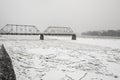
[40,34,44,40]
[72,34,76,40]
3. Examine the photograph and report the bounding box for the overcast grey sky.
[0,0,120,33]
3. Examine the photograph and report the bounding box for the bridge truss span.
[0,25,76,40]
[0,24,40,35]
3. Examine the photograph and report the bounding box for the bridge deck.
[0,33,76,35]
[0,33,76,40]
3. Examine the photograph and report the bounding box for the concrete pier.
[72,34,76,40]
[40,34,44,40]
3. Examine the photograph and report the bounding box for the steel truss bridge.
[0,24,76,40]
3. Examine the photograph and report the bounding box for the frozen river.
[0,35,120,80]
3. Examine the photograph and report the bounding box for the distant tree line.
[81,30,120,37]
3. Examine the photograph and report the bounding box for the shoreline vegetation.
[81,30,120,37]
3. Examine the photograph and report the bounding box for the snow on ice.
[0,35,120,80]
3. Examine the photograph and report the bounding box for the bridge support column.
[72,34,76,40]
[40,34,44,40]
